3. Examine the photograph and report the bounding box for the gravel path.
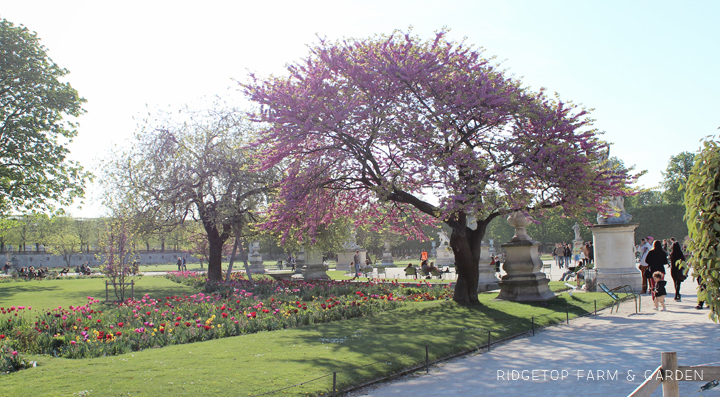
[350,279,720,397]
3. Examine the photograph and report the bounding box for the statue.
[342,227,361,250]
[595,148,632,224]
[572,223,581,240]
[438,230,450,247]
[597,196,632,224]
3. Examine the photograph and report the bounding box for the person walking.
[669,238,686,301]
[563,243,572,268]
[652,271,667,311]
[554,243,565,268]
[644,240,668,298]
[638,238,652,293]
[177,257,182,271]
[353,250,361,278]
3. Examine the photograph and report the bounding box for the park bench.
[404,267,417,279]
[598,282,640,314]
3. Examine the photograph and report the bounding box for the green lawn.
[0,276,619,396]
[0,276,198,311]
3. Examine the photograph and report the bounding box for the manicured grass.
[0,283,620,396]
[0,276,199,311]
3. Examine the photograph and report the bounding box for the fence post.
[105,281,108,302]
[487,330,491,351]
[661,352,679,397]
[333,371,337,397]
[594,300,597,316]
[425,344,429,374]
[131,280,135,300]
[531,317,535,336]
[566,306,569,325]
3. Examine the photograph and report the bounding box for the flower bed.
[0,277,452,360]
[165,271,452,302]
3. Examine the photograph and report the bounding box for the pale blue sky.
[2,0,718,216]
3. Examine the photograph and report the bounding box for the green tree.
[0,19,91,215]
[684,138,720,321]
[0,218,16,252]
[46,216,81,267]
[102,103,275,281]
[662,151,696,204]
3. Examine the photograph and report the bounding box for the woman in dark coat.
[644,240,668,297]
[669,239,686,301]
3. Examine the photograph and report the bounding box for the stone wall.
[4,251,198,269]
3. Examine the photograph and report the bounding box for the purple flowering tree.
[243,30,633,304]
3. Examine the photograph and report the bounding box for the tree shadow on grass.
[0,283,62,306]
[269,296,603,391]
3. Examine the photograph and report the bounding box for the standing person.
[652,271,667,311]
[669,238,686,302]
[580,243,590,266]
[563,243,572,268]
[176,257,182,271]
[587,241,594,265]
[554,243,564,268]
[645,240,668,298]
[181,256,187,271]
[353,250,361,278]
[638,238,652,293]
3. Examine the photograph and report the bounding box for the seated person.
[404,263,417,279]
[420,260,429,275]
[60,267,69,275]
[3,262,10,274]
[559,265,584,282]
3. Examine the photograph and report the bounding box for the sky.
[2,0,719,217]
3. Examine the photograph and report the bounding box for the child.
[652,271,667,311]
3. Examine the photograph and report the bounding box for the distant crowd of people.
[552,242,594,269]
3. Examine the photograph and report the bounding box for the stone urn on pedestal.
[247,241,265,275]
[496,212,555,302]
[381,241,394,267]
[301,249,330,280]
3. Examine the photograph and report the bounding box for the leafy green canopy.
[684,138,720,321]
[0,19,90,215]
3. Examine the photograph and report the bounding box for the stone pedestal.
[381,242,394,267]
[246,241,265,274]
[496,211,555,302]
[590,223,641,292]
[496,240,556,301]
[478,240,500,292]
[337,249,366,272]
[302,250,329,280]
[436,246,455,267]
[247,253,265,275]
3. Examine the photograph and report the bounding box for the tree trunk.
[207,233,225,281]
[225,236,239,281]
[449,222,485,305]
